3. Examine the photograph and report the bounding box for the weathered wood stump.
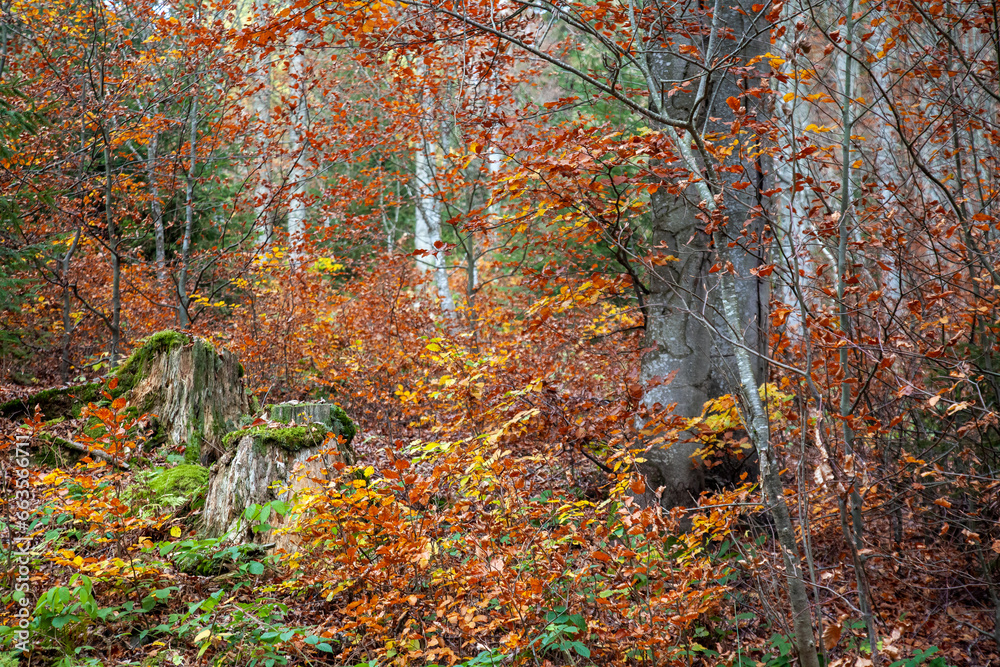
[1,330,249,467]
[121,331,250,463]
[202,402,356,550]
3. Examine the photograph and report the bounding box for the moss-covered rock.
[0,382,100,420]
[222,423,328,453]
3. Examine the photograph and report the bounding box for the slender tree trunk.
[252,0,274,250]
[835,4,879,660]
[148,125,166,284]
[104,141,120,366]
[286,29,308,268]
[413,76,456,320]
[59,227,81,383]
[178,87,197,328]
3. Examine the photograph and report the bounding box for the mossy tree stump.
[202,403,356,550]
[123,331,249,463]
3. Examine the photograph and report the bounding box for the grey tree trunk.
[639,1,767,508]
[635,3,820,663]
[148,126,166,284]
[178,88,198,328]
[60,227,81,383]
[104,140,121,366]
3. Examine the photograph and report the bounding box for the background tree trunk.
[286,29,308,267]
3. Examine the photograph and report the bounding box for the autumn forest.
[1,0,999,665]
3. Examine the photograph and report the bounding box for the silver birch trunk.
[286,29,308,267]
[413,80,456,319]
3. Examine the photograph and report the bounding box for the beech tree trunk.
[633,2,820,662]
[639,2,767,508]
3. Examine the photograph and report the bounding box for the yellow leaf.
[170,526,181,538]
[782,92,796,102]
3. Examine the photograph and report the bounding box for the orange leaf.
[726,96,741,112]
[111,397,127,410]
[822,623,842,650]
[108,377,119,391]
[771,307,791,327]
[631,477,646,495]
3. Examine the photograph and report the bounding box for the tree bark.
[252,0,274,250]
[203,403,356,550]
[639,0,767,508]
[121,331,250,464]
[148,123,166,284]
[413,65,456,321]
[178,86,198,328]
[287,29,308,267]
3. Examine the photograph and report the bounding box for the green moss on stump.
[126,464,210,518]
[267,402,356,447]
[147,463,210,496]
[115,330,190,393]
[222,423,328,453]
[331,404,356,444]
[0,382,100,420]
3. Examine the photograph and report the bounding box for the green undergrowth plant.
[125,464,210,518]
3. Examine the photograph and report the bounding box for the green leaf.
[51,614,78,629]
[248,561,265,576]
